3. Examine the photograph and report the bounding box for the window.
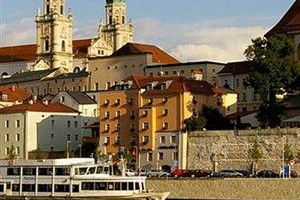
[51,120,55,127]
[51,134,54,141]
[172,152,178,160]
[61,96,65,102]
[5,120,9,128]
[104,137,110,145]
[15,120,20,128]
[142,122,149,130]
[16,147,20,155]
[5,147,9,155]
[242,93,247,101]
[75,135,79,141]
[5,134,9,142]
[163,122,169,129]
[115,99,121,105]
[160,136,166,144]
[106,82,110,90]
[60,5,64,14]
[171,136,176,143]
[235,79,240,88]
[95,82,99,90]
[163,109,168,116]
[173,71,177,75]
[128,98,134,104]
[67,120,71,128]
[104,99,110,106]
[162,97,168,103]
[67,134,71,141]
[158,152,164,161]
[147,152,153,162]
[180,70,184,74]
[148,98,153,105]
[74,121,78,128]
[45,39,50,51]
[142,110,148,117]
[105,124,110,132]
[115,111,121,118]
[105,111,110,119]
[115,124,120,132]
[16,134,20,142]
[62,41,66,52]
[143,136,149,143]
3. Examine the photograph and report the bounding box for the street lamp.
[66,141,71,158]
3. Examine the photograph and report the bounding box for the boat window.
[38,168,53,176]
[12,184,19,192]
[96,166,103,174]
[129,182,134,190]
[115,182,121,190]
[73,185,79,193]
[88,167,96,174]
[95,182,107,190]
[38,184,52,192]
[55,168,70,176]
[23,168,36,176]
[135,182,140,190]
[7,168,21,176]
[22,184,35,192]
[82,182,95,190]
[121,182,127,190]
[6,182,11,190]
[108,183,114,190]
[79,167,87,175]
[103,166,109,174]
[54,184,70,192]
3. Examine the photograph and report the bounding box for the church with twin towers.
[35,0,133,72]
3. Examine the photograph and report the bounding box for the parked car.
[140,169,171,177]
[173,170,210,178]
[210,170,244,178]
[256,170,279,178]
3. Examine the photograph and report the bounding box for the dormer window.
[115,98,121,105]
[1,93,8,100]
[104,99,110,106]
[161,83,167,90]
[148,98,153,105]
[162,97,168,103]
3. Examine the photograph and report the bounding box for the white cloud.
[1,17,269,63]
[0,18,35,46]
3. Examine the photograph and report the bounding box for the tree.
[7,144,18,160]
[183,115,206,132]
[244,34,300,127]
[248,139,263,174]
[284,142,294,164]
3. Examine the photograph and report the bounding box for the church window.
[62,40,66,52]
[122,16,125,24]
[45,39,50,51]
[101,50,104,55]
[60,5,64,15]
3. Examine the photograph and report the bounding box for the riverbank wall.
[147,178,300,199]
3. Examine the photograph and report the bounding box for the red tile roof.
[0,39,91,63]
[265,1,300,37]
[0,86,32,102]
[113,43,180,64]
[125,75,229,96]
[0,102,79,114]
[218,61,253,75]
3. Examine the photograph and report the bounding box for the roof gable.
[113,43,180,64]
[66,91,96,105]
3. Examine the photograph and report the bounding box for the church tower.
[35,0,73,71]
[101,0,133,52]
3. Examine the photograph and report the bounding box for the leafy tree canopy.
[248,138,263,162]
[244,34,300,127]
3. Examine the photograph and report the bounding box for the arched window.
[60,5,64,15]
[62,40,66,52]
[73,67,80,73]
[45,39,50,51]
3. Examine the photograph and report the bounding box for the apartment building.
[0,101,95,159]
[98,75,237,170]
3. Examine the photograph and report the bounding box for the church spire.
[35,0,73,71]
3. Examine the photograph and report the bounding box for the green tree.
[244,34,300,127]
[183,115,206,132]
[248,139,263,162]
[284,142,294,164]
[7,144,18,160]
[202,106,233,130]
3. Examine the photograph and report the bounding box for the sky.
[0,0,296,63]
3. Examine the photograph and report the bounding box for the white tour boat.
[0,158,169,200]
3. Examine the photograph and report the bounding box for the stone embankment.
[147,178,300,199]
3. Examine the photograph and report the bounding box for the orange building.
[98,75,237,170]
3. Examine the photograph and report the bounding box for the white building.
[0,101,96,159]
[51,91,98,117]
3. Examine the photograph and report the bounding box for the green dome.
[106,0,126,5]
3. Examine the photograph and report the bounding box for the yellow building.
[98,75,237,170]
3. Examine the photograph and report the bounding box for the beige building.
[145,61,225,85]
[98,75,237,170]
